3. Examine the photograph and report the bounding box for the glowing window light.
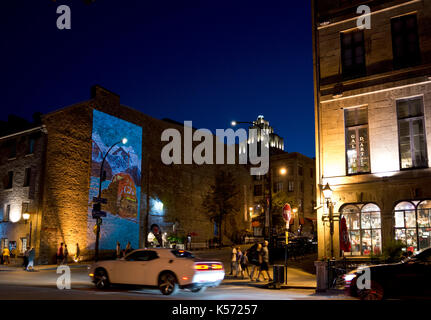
[154,200,163,211]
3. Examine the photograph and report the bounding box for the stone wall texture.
[36,86,252,263]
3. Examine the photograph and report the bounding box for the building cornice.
[0,125,46,141]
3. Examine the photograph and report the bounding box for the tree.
[202,170,239,246]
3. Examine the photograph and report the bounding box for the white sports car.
[88,248,225,295]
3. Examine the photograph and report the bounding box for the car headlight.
[343,274,357,282]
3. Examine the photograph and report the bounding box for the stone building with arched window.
[312,0,431,259]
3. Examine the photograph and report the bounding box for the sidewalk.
[224,266,316,289]
[0,263,89,272]
[193,246,317,290]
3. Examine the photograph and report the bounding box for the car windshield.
[171,250,194,258]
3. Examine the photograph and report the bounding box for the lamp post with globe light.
[94,137,128,262]
[322,183,334,258]
[23,211,31,248]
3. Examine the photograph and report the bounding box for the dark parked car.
[275,235,316,257]
[344,247,431,300]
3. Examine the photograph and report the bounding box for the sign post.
[282,203,292,285]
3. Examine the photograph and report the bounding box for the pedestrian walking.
[57,243,64,265]
[26,248,35,271]
[236,247,243,276]
[116,241,122,259]
[74,243,80,263]
[23,247,30,270]
[229,245,238,276]
[162,233,167,248]
[251,243,263,281]
[63,244,69,265]
[186,233,192,250]
[125,242,132,255]
[257,241,272,282]
[2,247,10,265]
[240,250,250,279]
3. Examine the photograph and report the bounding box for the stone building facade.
[313,0,431,259]
[0,118,47,259]
[1,86,253,264]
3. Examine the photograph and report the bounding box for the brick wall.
[38,86,252,262]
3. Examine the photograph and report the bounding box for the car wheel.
[94,268,110,290]
[158,272,179,295]
[358,281,384,300]
[191,286,207,293]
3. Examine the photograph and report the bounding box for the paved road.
[0,267,352,300]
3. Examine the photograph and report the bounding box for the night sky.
[1,0,315,158]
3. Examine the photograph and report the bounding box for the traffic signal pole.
[94,140,122,262]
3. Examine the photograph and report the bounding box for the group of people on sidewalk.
[1,246,35,270]
[229,240,273,282]
[57,243,80,265]
[116,241,133,259]
[22,247,36,271]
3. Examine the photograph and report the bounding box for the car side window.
[126,251,158,261]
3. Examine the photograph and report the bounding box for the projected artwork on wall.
[87,109,142,250]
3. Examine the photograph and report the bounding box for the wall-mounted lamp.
[23,212,30,223]
[322,183,333,200]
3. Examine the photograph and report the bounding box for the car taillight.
[195,264,210,270]
[194,263,224,271]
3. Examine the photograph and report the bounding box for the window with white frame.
[397,97,428,169]
[394,200,431,251]
[288,181,294,192]
[345,106,370,174]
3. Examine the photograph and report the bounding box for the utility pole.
[144,160,151,248]
[93,138,127,262]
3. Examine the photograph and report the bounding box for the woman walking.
[116,241,121,259]
[63,244,69,265]
[26,248,35,271]
[240,250,250,279]
[250,243,262,281]
[2,247,10,265]
[257,241,272,282]
[74,243,80,263]
[57,243,64,265]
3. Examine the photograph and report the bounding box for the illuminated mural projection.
[87,109,142,250]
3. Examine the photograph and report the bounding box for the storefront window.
[417,200,431,250]
[394,200,431,251]
[342,203,382,256]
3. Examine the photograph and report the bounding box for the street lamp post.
[23,211,31,248]
[94,137,127,262]
[322,183,334,259]
[231,120,274,252]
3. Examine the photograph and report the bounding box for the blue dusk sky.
[1,0,315,158]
